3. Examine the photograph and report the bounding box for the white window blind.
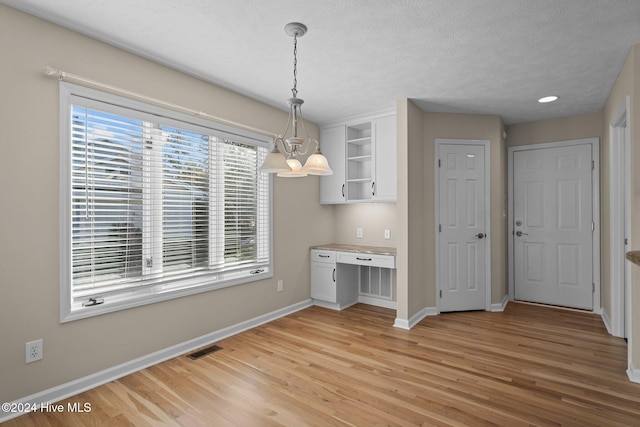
[61,83,272,321]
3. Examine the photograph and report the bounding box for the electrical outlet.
[25,339,43,363]
[356,227,363,238]
[384,229,391,240]
[277,280,284,292]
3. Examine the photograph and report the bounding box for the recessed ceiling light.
[538,96,558,103]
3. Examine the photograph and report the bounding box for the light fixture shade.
[302,152,333,175]
[277,158,308,177]
[260,148,291,173]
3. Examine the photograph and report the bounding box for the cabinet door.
[311,262,337,302]
[372,115,397,201]
[319,125,346,204]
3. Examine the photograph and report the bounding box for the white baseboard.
[489,294,509,312]
[312,298,362,311]
[628,361,640,384]
[600,307,613,335]
[394,306,438,330]
[312,297,396,311]
[0,299,313,423]
[393,319,410,329]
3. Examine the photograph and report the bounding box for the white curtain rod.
[43,65,276,139]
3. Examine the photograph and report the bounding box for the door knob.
[476,232,485,239]
[516,230,528,237]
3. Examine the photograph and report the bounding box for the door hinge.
[592,160,595,170]
[592,222,595,232]
[146,257,153,268]
[593,282,595,293]
[625,238,629,245]
[438,159,441,167]
[439,224,442,233]
[440,290,442,298]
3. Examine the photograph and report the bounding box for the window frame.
[59,82,273,322]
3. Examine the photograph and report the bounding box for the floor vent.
[187,344,223,360]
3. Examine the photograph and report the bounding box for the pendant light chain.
[292,34,298,98]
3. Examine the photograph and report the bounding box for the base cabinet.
[310,248,395,310]
[310,260,337,303]
[310,249,358,310]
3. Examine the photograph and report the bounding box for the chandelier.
[259,22,332,177]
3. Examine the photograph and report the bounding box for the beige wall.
[394,99,428,321]
[407,103,429,316]
[505,112,604,147]
[506,114,605,303]
[506,79,640,375]
[336,108,507,320]
[507,115,605,312]
[423,112,507,305]
[631,45,640,373]
[332,100,429,320]
[4,4,637,406]
[395,100,411,320]
[0,5,334,403]
[333,204,398,247]
[603,45,640,371]
[394,107,507,322]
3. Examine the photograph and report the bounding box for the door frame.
[507,138,600,313]
[435,139,492,312]
[609,96,631,338]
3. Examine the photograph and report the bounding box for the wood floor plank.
[5,302,639,426]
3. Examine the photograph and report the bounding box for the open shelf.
[347,136,371,145]
[359,266,393,300]
[347,155,372,162]
[346,122,373,201]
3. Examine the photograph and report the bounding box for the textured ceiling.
[3,0,640,125]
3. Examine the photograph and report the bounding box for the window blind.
[160,126,210,275]
[67,97,270,306]
[71,107,145,294]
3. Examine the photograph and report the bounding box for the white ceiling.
[4,0,640,125]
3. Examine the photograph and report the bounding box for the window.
[60,83,272,322]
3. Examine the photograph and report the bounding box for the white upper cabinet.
[371,114,397,202]
[319,125,347,204]
[320,111,396,204]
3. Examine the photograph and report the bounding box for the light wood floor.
[6,302,639,426]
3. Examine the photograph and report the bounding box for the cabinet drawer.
[311,249,336,264]
[336,252,395,269]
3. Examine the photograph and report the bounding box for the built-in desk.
[310,244,397,310]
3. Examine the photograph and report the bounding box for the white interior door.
[438,143,488,312]
[513,144,593,310]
